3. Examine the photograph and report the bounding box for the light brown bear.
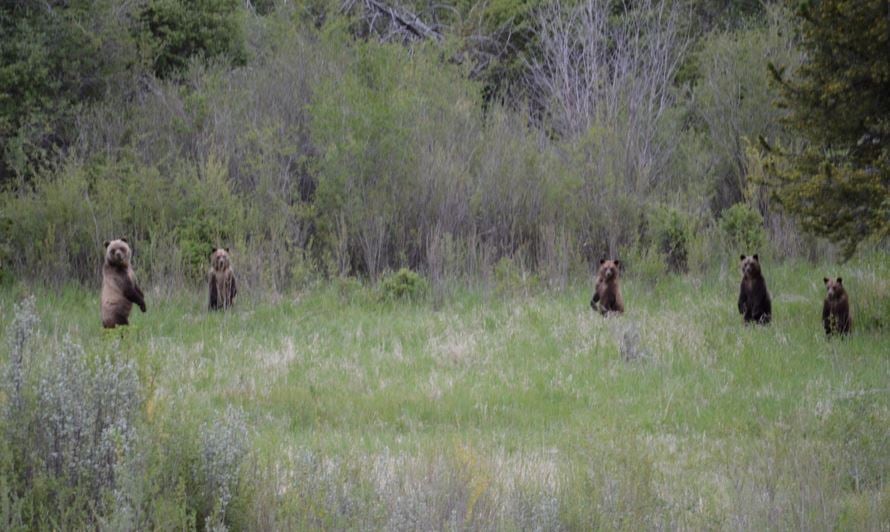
[822,277,852,335]
[590,259,624,315]
[208,247,237,310]
[101,238,146,328]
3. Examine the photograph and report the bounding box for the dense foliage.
[0,1,135,183]
[765,0,890,256]
[136,0,247,79]
[0,0,883,289]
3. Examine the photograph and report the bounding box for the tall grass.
[1,254,887,528]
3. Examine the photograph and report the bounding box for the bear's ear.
[740,254,746,261]
[599,258,606,265]
[120,237,128,243]
[224,247,230,253]
[614,260,621,268]
[823,277,829,284]
[104,240,110,249]
[210,247,217,257]
[753,254,759,261]
[837,277,842,284]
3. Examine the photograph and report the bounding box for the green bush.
[177,218,217,281]
[719,203,766,253]
[647,206,690,273]
[379,268,428,302]
[136,0,247,79]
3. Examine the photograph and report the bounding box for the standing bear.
[101,238,146,328]
[822,277,852,335]
[208,247,237,310]
[737,254,771,325]
[590,259,624,315]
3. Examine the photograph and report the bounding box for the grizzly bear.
[590,259,624,315]
[101,238,146,328]
[822,277,852,335]
[208,247,237,310]
[737,254,771,325]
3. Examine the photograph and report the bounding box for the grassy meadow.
[1,255,888,529]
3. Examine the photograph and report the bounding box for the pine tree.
[764,0,889,256]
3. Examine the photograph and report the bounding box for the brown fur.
[590,259,624,315]
[208,248,237,310]
[822,277,852,335]
[737,254,771,325]
[101,238,146,328]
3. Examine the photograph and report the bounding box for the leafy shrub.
[136,0,247,79]
[380,268,428,302]
[176,155,245,281]
[177,217,218,281]
[719,203,766,253]
[647,206,689,273]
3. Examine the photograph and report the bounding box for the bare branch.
[360,0,443,41]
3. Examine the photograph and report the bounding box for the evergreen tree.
[765,0,890,256]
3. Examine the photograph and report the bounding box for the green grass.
[1,256,889,529]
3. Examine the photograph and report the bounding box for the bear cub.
[101,238,146,328]
[591,259,624,315]
[822,277,852,335]
[208,247,237,310]
[737,254,771,325]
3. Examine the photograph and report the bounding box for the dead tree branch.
[359,0,443,41]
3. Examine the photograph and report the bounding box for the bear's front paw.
[140,303,147,312]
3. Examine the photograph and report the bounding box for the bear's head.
[823,277,845,300]
[598,259,621,281]
[210,247,231,272]
[740,254,761,279]
[104,238,131,267]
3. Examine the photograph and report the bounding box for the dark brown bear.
[208,247,237,310]
[822,277,852,335]
[737,254,771,325]
[590,259,624,315]
[101,238,146,328]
